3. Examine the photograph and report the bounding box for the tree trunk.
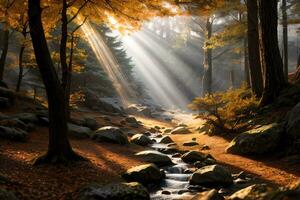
[244,37,250,87]
[259,0,286,106]
[28,0,82,164]
[230,69,235,88]
[16,45,25,92]
[202,17,213,95]
[247,0,263,97]
[0,28,9,81]
[282,0,288,80]
[60,0,72,119]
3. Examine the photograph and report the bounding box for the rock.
[0,126,28,141]
[190,165,233,187]
[159,136,173,144]
[161,191,171,195]
[92,126,129,145]
[68,123,92,139]
[135,150,173,166]
[14,113,39,124]
[164,129,172,133]
[172,153,182,158]
[125,117,140,128]
[156,134,163,138]
[226,123,282,155]
[83,118,99,130]
[125,104,152,117]
[202,145,210,150]
[183,141,199,146]
[191,189,224,200]
[170,126,191,134]
[228,184,271,200]
[194,158,217,168]
[143,132,151,136]
[192,138,197,141]
[122,164,163,185]
[0,189,18,200]
[77,182,150,200]
[160,147,180,154]
[130,134,152,146]
[0,119,28,131]
[149,128,156,133]
[140,107,152,117]
[181,151,213,163]
[286,102,300,140]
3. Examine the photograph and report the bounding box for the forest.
[0,0,300,199]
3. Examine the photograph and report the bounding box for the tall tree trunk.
[247,0,263,97]
[202,17,213,95]
[60,0,72,119]
[259,0,286,105]
[282,0,288,80]
[28,0,82,164]
[0,27,9,81]
[298,51,300,68]
[244,37,250,87]
[230,69,235,88]
[16,45,25,92]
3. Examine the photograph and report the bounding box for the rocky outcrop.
[77,182,150,200]
[92,126,129,145]
[68,123,92,139]
[226,123,282,155]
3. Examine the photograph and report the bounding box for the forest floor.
[0,109,300,200]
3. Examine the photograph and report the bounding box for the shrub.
[189,86,258,134]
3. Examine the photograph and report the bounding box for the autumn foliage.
[189,86,258,134]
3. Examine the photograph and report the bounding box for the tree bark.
[16,45,25,92]
[28,0,82,164]
[60,0,72,119]
[230,69,235,88]
[259,0,286,105]
[282,0,288,80]
[0,28,9,81]
[202,17,213,95]
[244,37,250,87]
[247,0,263,97]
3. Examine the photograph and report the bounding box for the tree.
[0,0,15,81]
[247,0,263,97]
[259,0,286,105]
[281,0,288,80]
[28,0,83,164]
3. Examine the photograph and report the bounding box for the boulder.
[286,102,300,140]
[0,189,18,200]
[92,126,129,145]
[191,189,224,200]
[135,150,173,166]
[183,141,199,146]
[194,158,217,168]
[83,117,99,130]
[0,119,28,131]
[122,164,163,185]
[226,123,282,155]
[125,117,139,124]
[159,136,173,144]
[170,126,191,134]
[190,165,233,187]
[0,126,28,141]
[181,151,213,163]
[228,184,271,200]
[14,113,39,124]
[68,123,92,139]
[130,134,152,146]
[77,182,150,200]
[125,105,152,117]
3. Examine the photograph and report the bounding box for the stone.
[190,165,233,187]
[170,126,191,134]
[83,117,99,130]
[194,158,217,168]
[161,191,171,195]
[149,128,156,133]
[0,126,28,141]
[183,141,199,146]
[143,132,151,136]
[228,184,271,200]
[68,123,92,139]
[122,164,163,185]
[159,136,173,144]
[226,123,282,155]
[77,182,149,200]
[164,129,172,133]
[181,151,213,163]
[191,189,224,200]
[13,113,39,124]
[135,150,173,166]
[202,145,210,150]
[130,134,152,146]
[92,126,129,145]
